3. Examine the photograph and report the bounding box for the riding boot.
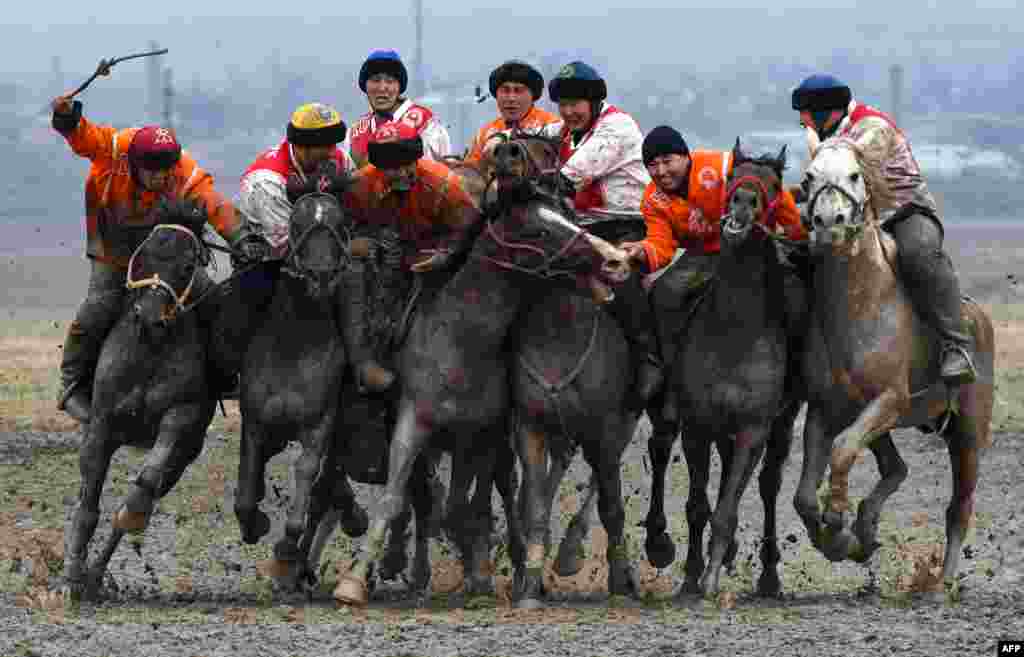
[605,274,664,408]
[889,214,977,385]
[341,257,396,394]
[57,321,99,424]
[57,260,125,424]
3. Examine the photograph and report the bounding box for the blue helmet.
[791,74,852,112]
[548,61,607,102]
[359,49,409,94]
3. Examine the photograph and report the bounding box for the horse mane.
[150,197,209,239]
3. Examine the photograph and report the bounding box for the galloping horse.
[796,137,994,596]
[333,164,630,606]
[63,199,221,599]
[232,179,434,591]
[642,141,806,598]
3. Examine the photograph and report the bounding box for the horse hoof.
[645,532,677,570]
[238,509,271,544]
[554,542,584,577]
[823,510,845,530]
[516,597,545,610]
[756,575,783,599]
[340,504,369,538]
[112,509,148,533]
[266,559,294,578]
[334,574,369,606]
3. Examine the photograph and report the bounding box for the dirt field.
[1,221,1023,656]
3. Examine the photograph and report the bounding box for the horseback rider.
[50,94,244,424]
[538,61,661,407]
[621,125,805,273]
[464,60,560,165]
[346,49,452,169]
[231,102,393,394]
[341,122,482,386]
[790,74,976,385]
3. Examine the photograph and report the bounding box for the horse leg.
[274,418,333,577]
[64,423,117,600]
[101,415,206,585]
[541,449,572,557]
[793,404,832,553]
[494,437,526,572]
[555,472,597,577]
[756,403,799,598]
[335,399,429,606]
[938,417,980,599]
[643,412,678,569]
[851,432,907,567]
[463,444,500,599]
[827,390,906,527]
[587,419,640,599]
[677,431,712,597]
[514,422,556,608]
[406,454,436,596]
[713,436,740,573]
[234,419,273,544]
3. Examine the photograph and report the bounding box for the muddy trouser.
[58,259,126,408]
[604,273,662,399]
[884,211,971,350]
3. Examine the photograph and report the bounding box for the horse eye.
[850,172,861,183]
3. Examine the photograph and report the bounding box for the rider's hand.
[410,249,453,273]
[619,241,648,271]
[788,184,806,205]
[231,236,270,269]
[51,95,74,115]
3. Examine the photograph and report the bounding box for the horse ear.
[732,137,744,164]
[777,144,788,170]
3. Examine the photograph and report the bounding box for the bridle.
[125,223,205,322]
[804,141,871,234]
[280,192,353,287]
[474,204,592,281]
[725,174,781,233]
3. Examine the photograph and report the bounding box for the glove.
[410,248,454,273]
[231,235,271,269]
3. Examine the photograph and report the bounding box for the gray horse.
[63,198,221,599]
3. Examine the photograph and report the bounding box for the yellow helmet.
[287,103,347,146]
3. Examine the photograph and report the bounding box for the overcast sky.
[3,1,1019,82]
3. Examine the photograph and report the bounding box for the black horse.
[63,198,223,599]
[643,141,807,599]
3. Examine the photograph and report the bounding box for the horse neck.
[273,276,340,337]
[813,222,895,325]
[434,251,524,353]
[710,236,781,324]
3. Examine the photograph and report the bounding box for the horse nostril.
[813,215,824,226]
[835,213,846,224]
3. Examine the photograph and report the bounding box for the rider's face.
[496,82,533,123]
[800,109,843,139]
[292,144,335,174]
[558,99,594,133]
[381,162,418,191]
[136,166,174,193]
[646,153,690,195]
[366,74,402,113]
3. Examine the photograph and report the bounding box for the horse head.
[127,197,210,334]
[283,167,353,299]
[802,138,872,255]
[722,138,788,250]
[478,198,630,303]
[489,129,561,190]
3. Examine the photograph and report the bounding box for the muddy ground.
[1,418,1021,657]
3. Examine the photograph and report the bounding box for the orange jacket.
[344,159,480,268]
[640,150,805,271]
[59,116,240,269]
[464,106,561,164]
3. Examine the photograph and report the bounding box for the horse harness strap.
[518,310,601,438]
[126,223,203,319]
[474,212,590,281]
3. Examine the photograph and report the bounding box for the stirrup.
[940,343,976,386]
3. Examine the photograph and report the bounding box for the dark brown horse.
[642,141,807,598]
[795,138,994,597]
